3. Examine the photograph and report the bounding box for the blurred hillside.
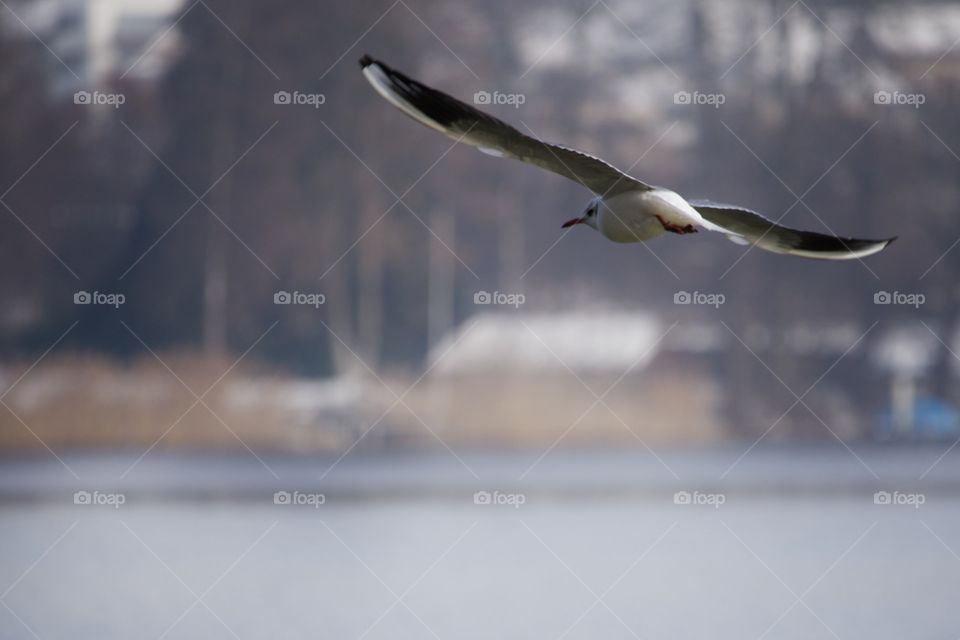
[2,0,960,449]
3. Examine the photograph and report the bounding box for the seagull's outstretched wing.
[691,200,896,260]
[360,55,651,196]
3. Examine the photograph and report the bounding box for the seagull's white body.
[589,189,717,242]
[359,55,895,260]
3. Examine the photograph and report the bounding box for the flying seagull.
[359,55,895,260]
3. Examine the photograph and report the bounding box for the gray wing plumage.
[359,55,651,196]
[691,200,896,260]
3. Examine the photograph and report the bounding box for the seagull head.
[561,198,600,231]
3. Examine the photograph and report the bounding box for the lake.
[1,445,958,638]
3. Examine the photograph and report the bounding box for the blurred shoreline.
[3,444,958,503]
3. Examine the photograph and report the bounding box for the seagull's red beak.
[561,217,584,229]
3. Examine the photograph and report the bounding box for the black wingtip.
[359,54,376,69]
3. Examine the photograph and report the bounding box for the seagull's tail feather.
[691,200,896,260]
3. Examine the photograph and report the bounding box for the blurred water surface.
[2,446,959,638]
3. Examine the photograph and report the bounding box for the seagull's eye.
[587,206,595,217]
